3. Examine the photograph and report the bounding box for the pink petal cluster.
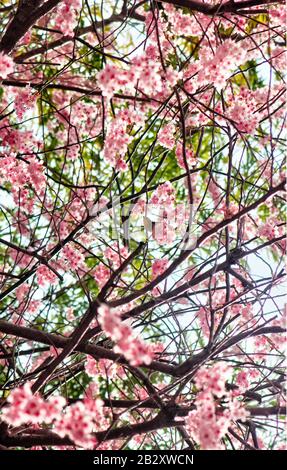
[151,259,169,279]
[195,363,231,398]
[150,181,175,206]
[54,0,81,36]
[93,263,110,288]
[98,304,154,366]
[0,52,14,79]
[197,39,248,90]
[93,242,129,289]
[104,243,129,269]
[175,142,196,169]
[97,51,181,100]
[2,383,66,426]
[258,220,279,240]
[36,265,59,287]
[85,357,123,380]
[151,258,169,296]
[61,243,85,270]
[225,89,261,134]
[157,122,176,149]
[2,383,106,449]
[103,108,145,170]
[54,401,98,449]
[148,182,189,245]
[13,87,36,119]
[0,155,46,194]
[187,364,249,449]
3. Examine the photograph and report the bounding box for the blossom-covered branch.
[0,0,286,452]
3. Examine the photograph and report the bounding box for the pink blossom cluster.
[235,369,259,394]
[8,248,33,269]
[175,142,195,169]
[2,383,107,449]
[98,304,154,366]
[104,243,129,269]
[12,188,34,217]
[157,122,176,150]
[258,220,279,240]
[0,52,14,79]
[14,283,40,317]
[54,0,81,36]
[230,302,255,326]
[151,259,169,279]
[194,362,231,397]
[93,263,110,288]
[0,155,46,194]
[208,179,222,205]
[164,4,216,38]
[85,357,124,380]
[145,11,173,56]
[197,306,213,336]
[225,88,261,134]
[45,188,98,242]
[270,46,286,73]
[148,182,178,244]
[196,39,248,90]
[61,243,85,271]
[54,399,101,449]
[145,182,190,245]
[103,108,145,170]
[157,123,195,168]
[151,258,169,296]
[163,4,197,36]
[150,181,175,206]
[2,383,66,426]
[187,363,249,449]
[93,242,129,289]
[53,92,102,142]
[97,64,131,99]
[36,265,59,287]
[0,124,40,154]
[97,51,181,101]
[13,86,36,119]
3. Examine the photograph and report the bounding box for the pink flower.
[62,243,85,270]
[85,357,123,379]
[0,53,14,79]
[151,258,169,296]
[151,259,169,278]
[36,265,58,287]
[2,383,66,426]
[104,243,129,269]
[13,87,36,119]
[53,0,81,37]
[158,122,176,149]
[102,108,145,171]
[93,263,110,288]
[98,304,154,366]
[2,383,106,449]
[195,363,231,398]
[175,142,195,169]
[186,364,248,449]
[54,402,97,449]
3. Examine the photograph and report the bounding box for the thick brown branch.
[0,0,63,54]
[1,412,184,447]
[0,320,177,376]
[158,0,283,15]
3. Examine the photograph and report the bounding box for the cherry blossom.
[0,52,14,79]
[0,0,285,453]
[98,304,154,366]
[2,383,66,427]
